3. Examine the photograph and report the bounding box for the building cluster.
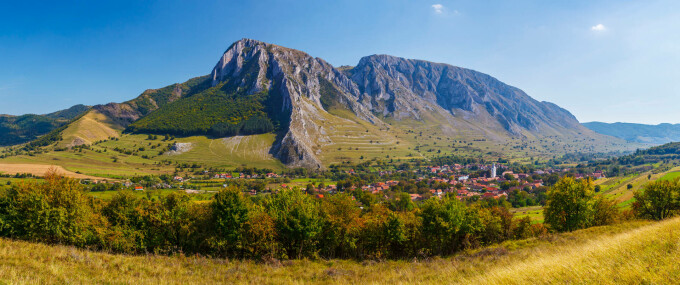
[311,163,607,201]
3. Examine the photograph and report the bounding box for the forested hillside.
[127,83,278,136]
[126,50,288,137]
[0,105,89,146]
[93,75,212,126]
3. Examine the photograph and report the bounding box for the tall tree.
[544,177,595,232]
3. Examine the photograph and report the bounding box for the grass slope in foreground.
[0,218,678,284]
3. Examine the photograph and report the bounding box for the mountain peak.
[79,38,619,169]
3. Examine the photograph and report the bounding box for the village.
[103,162,607,204]
[302,163,606,201]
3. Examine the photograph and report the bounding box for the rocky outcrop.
[93,102,144,126]
[165,142,193,155]
[208,39,380,169]
[349,54,584,136]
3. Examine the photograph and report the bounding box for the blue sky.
[1,0,678,124]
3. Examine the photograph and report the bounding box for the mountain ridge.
[583,121,680,145]
[3,38,630,168]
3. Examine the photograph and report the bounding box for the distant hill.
[583,122,680,145]
[0,105,89,146]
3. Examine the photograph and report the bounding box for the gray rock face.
[348,54,582,136]
[165,142,193,155]
[209,39,380,169]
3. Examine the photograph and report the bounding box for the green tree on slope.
[544,177,595,232]
[633,179,680,220]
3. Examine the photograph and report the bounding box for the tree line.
[0,172,675,260]
[0,171,546,260]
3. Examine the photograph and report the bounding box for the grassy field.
[0,218,677,284]
[598,167,680,209]
[510,206,544,224]
[0,163,107,180]
[0,133,284,178]
[57,110,123,148]
[660,171,680,181]
[0,101,642,180]
[0,177,42,191]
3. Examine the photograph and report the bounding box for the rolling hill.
[583,121,680,145]
[0,105,89,146]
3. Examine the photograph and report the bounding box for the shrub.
[0,170,101,246]
[633,179,680,220]
[591,197,620,226]
[264,189,322,259]
[211,186,251,256]
[544,177,595,232]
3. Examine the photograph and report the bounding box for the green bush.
[633,179,680,220]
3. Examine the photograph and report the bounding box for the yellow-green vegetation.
[0,177,40,191]
[0,133,284,178]
[511,167,680,226]
[660,171,680,181]
[58,110,123,147]
[173,134,284,169]
[0,218,678,284]
[0,164,105,180]
[597,166,680,209]
[510,206,544,224]
[0,94,642,180]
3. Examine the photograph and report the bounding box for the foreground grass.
[0,218,678,284]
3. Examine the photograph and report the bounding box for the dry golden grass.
[0,218,678,284]
[0,163,104,180]
[58,109,123,148]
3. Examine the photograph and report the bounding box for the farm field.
[0,177,42,191]
[660,171,680,181]
[0,103,643,181]
[0,163,106,180]
[0,133,286,178]
[0,217,676,284]
[510,206,544,224]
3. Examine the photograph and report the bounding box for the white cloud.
[432,4,444,14]
[591,24,607,31]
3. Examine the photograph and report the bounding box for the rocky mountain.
[347,54,584,137]
[0,104,89,146]
[13,38,625,168]
[583,122,680,145]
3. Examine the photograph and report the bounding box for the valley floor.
[1,218,679,284]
